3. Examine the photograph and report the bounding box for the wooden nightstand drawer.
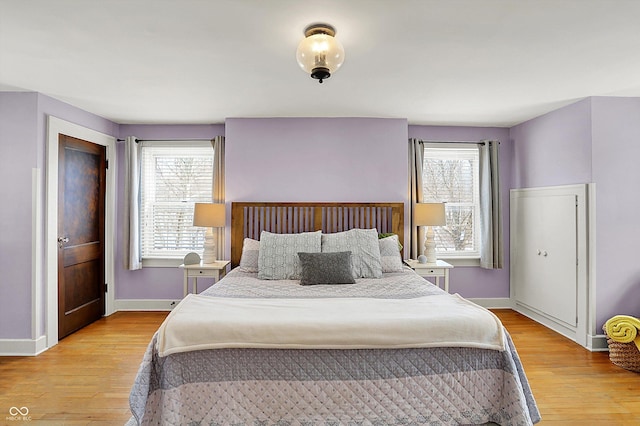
[187,269,217,278]
[417,268,444,277]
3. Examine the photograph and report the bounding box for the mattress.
[129,267,540,425]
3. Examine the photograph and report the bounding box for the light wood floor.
[1,309,638,425]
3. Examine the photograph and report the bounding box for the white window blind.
[140,141,214,259]
[423,143,480,258]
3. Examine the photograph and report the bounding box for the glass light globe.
[296,31,345,82]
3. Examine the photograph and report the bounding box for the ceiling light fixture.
[296,23,345,83]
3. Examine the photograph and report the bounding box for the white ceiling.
[1,0,639,127]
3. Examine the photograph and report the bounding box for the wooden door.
[58,134,106,339]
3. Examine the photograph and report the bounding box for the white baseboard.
[116,298,514,312]
[588,334,609,352]
[115,299,180,311]
[468,297,512,309]
[0,335,47,356]
[116,297,513,311]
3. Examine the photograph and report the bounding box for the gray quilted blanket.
[129,268,540,425]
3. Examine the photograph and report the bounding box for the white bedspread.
[157,293,505,356]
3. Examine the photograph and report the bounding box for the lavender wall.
[115,125,225,300]
[591,97,640,327]
[0,93,39,339]
[510,98,593,189]
[0,92,118,339]
[225,117,409,266]
[225,117,408,202]
[408,126,512,298]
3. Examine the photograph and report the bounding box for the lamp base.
[202,227,217,264]
[423,226,438,265]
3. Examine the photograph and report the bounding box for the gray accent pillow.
[379,234,404,272]
[321,228,383,278]
[298,251,356,285]
[238,238,259,272]
[258,231,321,280]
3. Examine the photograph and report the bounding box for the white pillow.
[238,238,259,272]
[321,228,382,278]
[258,231,321,280]
[379,234,404,272]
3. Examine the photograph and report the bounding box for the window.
[140,141,214,259]
[422,143,480,258]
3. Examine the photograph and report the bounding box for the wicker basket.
[603,325,640,373]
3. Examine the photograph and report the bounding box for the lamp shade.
[193,203,225,228]
[414,203,446,226]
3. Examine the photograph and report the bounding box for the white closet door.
[512,196,543,309]
[513,194,577,327]
[541,195,577,326]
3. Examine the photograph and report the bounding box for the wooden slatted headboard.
[231,202,404,267]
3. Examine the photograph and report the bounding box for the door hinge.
[105,283,108,293]
[105,159,109,169]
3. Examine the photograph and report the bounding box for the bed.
[129,202,540,425]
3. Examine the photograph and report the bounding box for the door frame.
[46,116,116,348]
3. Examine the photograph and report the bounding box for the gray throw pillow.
[298,251,356,285]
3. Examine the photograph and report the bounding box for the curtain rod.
[418,139,500,146]
[116,138,213,143]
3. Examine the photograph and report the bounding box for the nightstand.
[404,259,454,293]
[179,260,230,297]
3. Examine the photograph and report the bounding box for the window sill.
[142,258,184,268]
[437,257,481,267]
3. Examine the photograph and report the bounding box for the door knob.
[58,236,69,248]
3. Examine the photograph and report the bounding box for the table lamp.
[414,202,446,264]
[193,203,225,264]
